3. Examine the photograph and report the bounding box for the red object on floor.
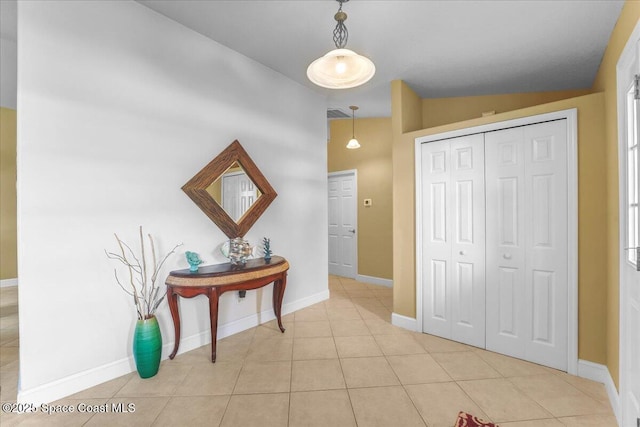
[454,411,498,427]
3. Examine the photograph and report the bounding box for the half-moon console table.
[165,256,289,363]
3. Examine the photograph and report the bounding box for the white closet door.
[422,134,485,347]
[485,127,527,359]
[524,121,568,370]
[486,120,568,370]
[422,139,452,339]
[450,136,486,347]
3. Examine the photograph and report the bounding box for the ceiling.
[1,1,626,117]
[138,0,625,118]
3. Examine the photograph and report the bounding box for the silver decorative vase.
[228,238,253,265]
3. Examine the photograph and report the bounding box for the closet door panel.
[420,118,570,371]
[485,127,527,359]
[498,267,518,336]
[450,135,485,347]
[422,135,485,347]
[486,120,568,370]
[524,121,568,370]
[431,259,448,321]
[422,140,452,338]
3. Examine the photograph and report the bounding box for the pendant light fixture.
[307,0,375,89]
[346,105,361,149]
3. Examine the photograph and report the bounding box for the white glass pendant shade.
[307,48,376,89]
[346,104,361,149]
[346,138,361,149]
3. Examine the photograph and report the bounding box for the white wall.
[0,0,17,109]
[0,38,16,109]
[17,0,328,403]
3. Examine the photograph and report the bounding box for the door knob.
[459,251,465,255]
[348,229,356,234]
[503,254,512,260]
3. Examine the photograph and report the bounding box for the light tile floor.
[0,276,618,426]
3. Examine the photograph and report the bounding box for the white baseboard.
[577,359,620,426]
[356,274,393,288]
[391,312,417,332]
[18,355,136,406]
[0,278,18,288]
[282,289,330,314]
[17,289,330,405]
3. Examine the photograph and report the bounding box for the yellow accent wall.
[392,86,610,368]
[389,3,640,387]
[328,117,393,280]
[206,178,222,202]
[423,90,590,129]
[0,107,17,280]
[590,0,640,389]
[391,81,423,312]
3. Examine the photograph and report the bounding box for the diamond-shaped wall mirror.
[182,140,277,238]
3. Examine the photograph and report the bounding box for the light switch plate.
[364,199,372,207]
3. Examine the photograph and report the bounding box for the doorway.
[328,170,357,278]
[616,19,640,427]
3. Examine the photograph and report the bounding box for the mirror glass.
[205,162,262,222]
[182,140,277,239]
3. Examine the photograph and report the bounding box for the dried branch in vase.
[106,226,182,320]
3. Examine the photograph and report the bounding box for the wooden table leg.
[273,273,287,333]
[208,288,220,363]
[167,287,181,360]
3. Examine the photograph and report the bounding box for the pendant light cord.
[352,108,355,138]
[349,105,358,138]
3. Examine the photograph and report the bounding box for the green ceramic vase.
[133,315,162,379]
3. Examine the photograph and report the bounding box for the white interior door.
[450,136,486,347]
[421,139,452,339]
[618,28,640,427]
[222,171,257,222]
[328,171,357,278]
[485,120,568,371]
[238,173,257,219]
[485,127,527,359]
[421,134,485,347]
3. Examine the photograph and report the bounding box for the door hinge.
[635,74,640,100]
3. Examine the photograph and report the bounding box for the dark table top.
[168,256,286,278]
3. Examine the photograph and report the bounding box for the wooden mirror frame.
[182,140,277,238]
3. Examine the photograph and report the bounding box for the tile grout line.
[221,325,256,426]
[335,276,361,426]
[506,372,608,420]
[338,275,429,425]
[217,360,242,427]
[381,345,430,427]
[1,281,620,426]
[148,393,174,426]
[286,313,296,427]
[429,347,502,424]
